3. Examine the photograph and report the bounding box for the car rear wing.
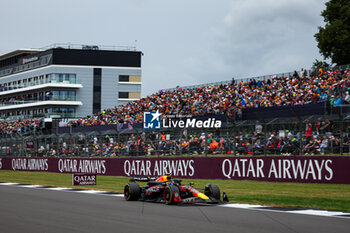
[130,176,157,182]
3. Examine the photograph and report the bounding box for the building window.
[129,92,141,99]
[93,68,102,114]
[118,92,129,98]
[119,75,129,82]
[49,90,76,101]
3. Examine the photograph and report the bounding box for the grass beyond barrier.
[1,170,350,212]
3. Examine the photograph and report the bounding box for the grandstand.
[66,64,350,126]
[1,64,350,157]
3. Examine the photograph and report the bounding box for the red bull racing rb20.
[124,174,228,205]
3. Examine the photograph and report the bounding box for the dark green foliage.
[312,59,331,71]
[314,0,350,65]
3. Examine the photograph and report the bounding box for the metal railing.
[0,74,80,93]
[38,43,137,52]
[0,96,81,107]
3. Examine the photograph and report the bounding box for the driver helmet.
[156,173,172,182]
[165,173,172,180]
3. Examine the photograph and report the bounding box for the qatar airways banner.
[0,156,350,184]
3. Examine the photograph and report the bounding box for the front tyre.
[124,182,141,201]
[164,185,180,205]
[204,184,221,200]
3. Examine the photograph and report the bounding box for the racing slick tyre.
[164,185,180,205]
[204,184,221,200]
[124,182,141,201]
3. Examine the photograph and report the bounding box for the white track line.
[219,202,349,218]
[287,209,347,217]
[20,185,44,188]
[106,194,124,197]
[45,187,71,191]
[221,203,264,209]
[0,182,349,219]
[77,190,107,194]
[0,182,19,185]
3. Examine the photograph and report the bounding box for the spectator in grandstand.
[305,122,313,140]
[343,135,350,154]
[304,137,318,155]
[344,92,350,104]
[290,137,300,155]
[0,119,40,135]
[231,77,235,86]
[320,136,329,155]
[255,121,263,135]
[48,148,56,157]
[59,148,68,157]
[147,143,155,155]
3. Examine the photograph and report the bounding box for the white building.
[0,44,142,121]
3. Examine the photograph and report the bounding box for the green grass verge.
[1,170,350,212]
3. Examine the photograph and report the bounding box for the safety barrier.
[1,156,350,184]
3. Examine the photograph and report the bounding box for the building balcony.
[0,97,82,111]
[0,74,82,96]
[2,112,78,121]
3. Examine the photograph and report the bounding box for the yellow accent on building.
[129,92,141,99]
[129,75,141,82]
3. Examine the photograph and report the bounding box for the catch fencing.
[1,114,350,158]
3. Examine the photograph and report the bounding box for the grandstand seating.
[69,67,350,127]
[1,67,350,135]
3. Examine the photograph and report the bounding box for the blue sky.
[0,0,327,96]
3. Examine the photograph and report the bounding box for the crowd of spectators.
[0,119,40,135]
[6,116,342,157]
[1,67,350,139]
[16,119,350,157]
[69,68,350,127]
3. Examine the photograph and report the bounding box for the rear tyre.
[124,182,141,201]
[204,184,220,200]
[164,185,180,205]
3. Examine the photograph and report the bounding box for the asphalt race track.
[0,185,349,233]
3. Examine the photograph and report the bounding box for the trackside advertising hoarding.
[1,157,350,184]
[72,174,97,185]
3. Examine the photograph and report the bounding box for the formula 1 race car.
[124,174,228,205]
